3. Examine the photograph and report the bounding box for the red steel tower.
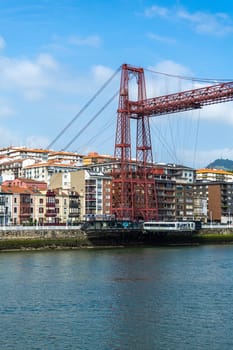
[111,64,158,221]
[111,64,233,221]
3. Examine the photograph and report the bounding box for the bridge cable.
[62,90,119,151]
[80,117,115,151]
[192,109,201,168]
[145,68,233,84]
[150,122,179,163]
[46,66,121,150]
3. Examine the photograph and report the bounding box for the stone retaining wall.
[199,228,233,235]
[0,228,85,240]
[1,227,233,240]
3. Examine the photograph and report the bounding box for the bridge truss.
[110,64,233,221]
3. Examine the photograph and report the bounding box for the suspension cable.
[150,122,180,164]
[145,68,233,84]
[192,109,201,168]
[46,66,121,150]
[62,91,119,151]
[80,117,115,151]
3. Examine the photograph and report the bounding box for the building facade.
[193,182,233,224]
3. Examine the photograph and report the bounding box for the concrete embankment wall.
[0,228,144,250]
[199,227,233,235]
[1,227,233,251]
[0,228,90,251]
[195,228,233,244]
[0,228,85,240]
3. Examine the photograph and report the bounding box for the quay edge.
[0,227,233,251]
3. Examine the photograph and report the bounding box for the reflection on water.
[0,246,233,349]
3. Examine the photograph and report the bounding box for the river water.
[1,245,233,350]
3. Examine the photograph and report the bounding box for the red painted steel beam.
[128,81,233,117]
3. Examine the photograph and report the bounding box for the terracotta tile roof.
[0,159,24,166]
[1,185,41,195]
[49,150,83,157]
[10,147,49,153]
[24,161,78,169]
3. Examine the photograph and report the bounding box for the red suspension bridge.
[48,64,233,222]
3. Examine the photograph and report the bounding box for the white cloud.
[144,5,233,36]
[0,127,20,147]
[197,103,233,125]
[0,105,14,117]
[91,65,114,82]
[177,9,233,36]
[68,35,101,47]
[180,148,233,169]
[0,128,50,150]
[146,60,194,98]
[0,56,52,88]
[23,89,45,101]
[147,33,176,44]
[36,53,58,70]
[0,53,60,100]
[144,5,169,18]
[25,135,50,149]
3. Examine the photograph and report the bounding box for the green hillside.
[206,159,233,171]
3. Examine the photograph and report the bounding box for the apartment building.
[193,182,233,224]
[0,147,84,184]
[154,163,196,221]
[50,169,112,221]
[3,187,35,225]
[0,182,81,225]
[0,192,12,225]
[48,150,83,164]
[44,189,81,225]
[0,159,25,179]
[158,163,195,183]
[32,192,47,225]
[3,178,47,191]
[175,183,194,220]
[83,152,115,166]
[23,161,79,184]
[0,146,49,160]
[155,178,176,221]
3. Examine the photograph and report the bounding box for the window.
[47,197,55,204]
[39,198,43,204]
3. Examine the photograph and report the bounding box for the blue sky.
[0,0,233,168]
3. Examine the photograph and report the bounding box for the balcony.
[69,202,80,208]
[45,210,57,217]
[46,203,56,208]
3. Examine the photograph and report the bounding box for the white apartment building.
[23,161,80,184]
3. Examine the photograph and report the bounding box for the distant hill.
[206,158,233,171]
